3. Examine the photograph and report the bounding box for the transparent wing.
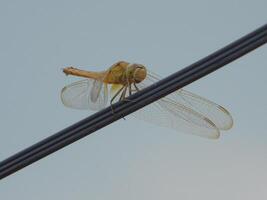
[173,89,233,130]
[132,70,233,139]
[61,78,108,111]
[132,98,220,139]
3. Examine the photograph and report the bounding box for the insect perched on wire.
[61,61,233,139]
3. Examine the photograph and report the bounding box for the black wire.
[1,24,267,180]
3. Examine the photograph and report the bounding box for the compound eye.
[134,67,147,83]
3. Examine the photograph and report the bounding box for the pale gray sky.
[0,0,267,199]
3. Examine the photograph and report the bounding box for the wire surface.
[1,24,267,180]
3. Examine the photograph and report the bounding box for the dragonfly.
[61,61,233,139]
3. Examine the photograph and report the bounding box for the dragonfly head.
[127,63,147,83]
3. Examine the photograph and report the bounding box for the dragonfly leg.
[118,85,128,120]
[123,84,137,102]
[119,85,128,101]
[133,82,140,91]
[110,85,124,113]
[129,84,132,96]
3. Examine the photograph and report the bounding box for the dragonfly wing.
[172,89,233,130]
[61,78,108,111]
[132,97,220,139]
[138,71,233,131]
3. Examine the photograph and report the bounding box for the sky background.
[0,0,267,199]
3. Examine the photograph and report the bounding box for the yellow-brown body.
[63,61,147,85]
